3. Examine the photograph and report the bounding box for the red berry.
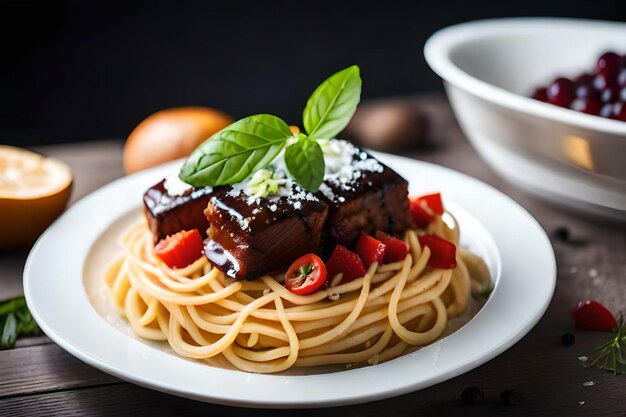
[571,300,617,331]
[575,83,599,100]
[600,87,620,103]
[600,103,614,118]
[531,87,548,102]
[570,98,602,115]
[547,78,574,107]
[618,68,626,87]
[574,72,594,84]
[596,51,621,78]
[612,102,626,121]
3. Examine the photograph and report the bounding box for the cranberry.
[596,52,622,78]
[593,73,615,91]
[531,87,548,101]
[600,87,619,103]
[530,51,626,121]
[613,102,626,121]
[600,103,614,118]
[618,68,626,87]
[571,98,602,115]
[575,83,599,100]
[547,78,574,107]
[574,72,595,85]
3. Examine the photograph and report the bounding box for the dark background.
[2,0,625,146]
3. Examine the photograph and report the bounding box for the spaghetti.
[105,213,490,374]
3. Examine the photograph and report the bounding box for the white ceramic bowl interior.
[425,18,626,221]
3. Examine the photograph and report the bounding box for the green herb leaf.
[589,325,626,375]
[303,65,362,140]
[285,134,325,192]
[0,313,18,349]
[0,296,26,316]
[180,114,293,187]
[0,296,43,350]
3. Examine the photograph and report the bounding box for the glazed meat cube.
[320,152,412,248]
[143,180,213,243]
[204,187,328,280]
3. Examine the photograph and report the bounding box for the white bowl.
[425,18,626,221]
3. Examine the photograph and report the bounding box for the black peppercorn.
[461,386,485,405]
[552,226,570,242]
[500,389,523,406]
[561,333,575,346]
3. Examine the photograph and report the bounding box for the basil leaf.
[15,307,41,336]
[303,65,362,140]
[0,296,26,316]
[180,114,292,187]
[285,134,325,192]
[1,313,18,350]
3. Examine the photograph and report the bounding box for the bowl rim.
[424,17,626,135]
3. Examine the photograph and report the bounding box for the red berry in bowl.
[612,102,626,121]
[600,103,614,118]
[575,83,599,100]
[530,51,626,121]
[574,72,594,85]
[618,68,626,87]
[531,87,548,102]
[570,98,602,115]
[547,78,574,107]
[596,51,622,78]
[600,87,619,103]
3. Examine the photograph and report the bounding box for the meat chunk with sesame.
[203,186,328,280]
[143,180,213,243]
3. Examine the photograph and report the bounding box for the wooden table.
[1,96,625,416]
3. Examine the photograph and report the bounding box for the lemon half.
[0,145,73,249]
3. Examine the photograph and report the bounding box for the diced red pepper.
[418,234,457,269]
[356,232,387,268]
[418,192,444,215]
[571,300,618,332]
[326,244,367,284]
[154,229,204,269]
[408,195,434,228]
[285,254,328,295]
[408,192,445,228]
[375,230,409,263]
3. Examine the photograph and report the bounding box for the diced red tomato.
[356,232,387,268]
[375,231,409,263]
[285,254,328,295]
[154,229,204,269]
[408,192,444,228]
[326,245,367,284]
[408,195,434,228]
[418,234,457,269]
[571,300,618,332]
[418,192,444,215]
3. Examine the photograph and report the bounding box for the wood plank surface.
[1,96,624,416]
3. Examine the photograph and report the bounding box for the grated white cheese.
[163,170,196,196]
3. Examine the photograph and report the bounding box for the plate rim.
[24,153,556,408]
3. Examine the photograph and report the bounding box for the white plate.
[24,153,556,408]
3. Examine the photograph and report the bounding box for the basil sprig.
[303,65,362,140]
[180,114,292,187]
[0,296,42,350]
[285,134,325,192]
[179,66,362,192]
